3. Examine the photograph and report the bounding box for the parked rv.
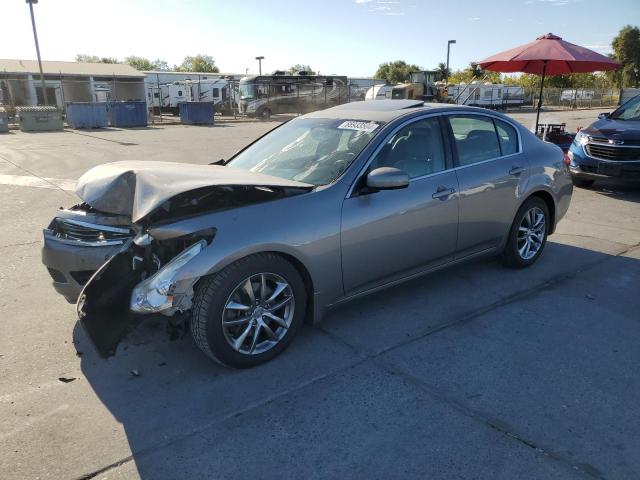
[365,84,393,100]
[147,79,230,115]
[364,71,447,103]
[238,74,348,117]
[448,83,525,109]
[147,82,191,115]
[560,89,595,102]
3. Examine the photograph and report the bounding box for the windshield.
[610,95,640,121]
[226,118,381,185]
[239,83,255,100]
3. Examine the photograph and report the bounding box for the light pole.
[255,56,264,76]
[26,0,48,105]
[445,39,456,85]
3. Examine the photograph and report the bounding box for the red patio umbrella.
[478,33,619,131]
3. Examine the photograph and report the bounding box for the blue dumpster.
[179,102,215,125]
[66,102,108,129]
[107,101,147,127]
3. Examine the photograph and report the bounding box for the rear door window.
[494,119,519,156]
[448,115,502,166]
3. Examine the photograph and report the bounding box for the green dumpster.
[17,106,63,132]
[0,107,8,133]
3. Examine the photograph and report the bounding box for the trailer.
[365,84,393,100]
[147,82,191,115]
[448,83,524,109]
[560,89,595,102]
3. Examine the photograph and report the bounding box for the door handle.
[509,166,526,175]
[432,186,456,200]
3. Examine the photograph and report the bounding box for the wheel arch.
[195,247,317,324]
[265,251,315,325]
[527,189,557,234]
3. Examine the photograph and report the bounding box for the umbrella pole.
[535,61,547,134]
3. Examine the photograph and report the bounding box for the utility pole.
[445,39,456,85]
[26,0,48,105]
[255,56,264,76]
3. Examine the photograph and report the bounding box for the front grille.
[585,143,640,161]
[54,218,133,245]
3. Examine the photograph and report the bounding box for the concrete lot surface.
[1,109,639,479]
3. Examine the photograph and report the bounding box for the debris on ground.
[58,377,76,383]
[129,369,141,377]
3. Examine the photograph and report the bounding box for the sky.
[2,0,638,77]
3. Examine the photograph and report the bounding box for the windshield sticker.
[337,121,379,133]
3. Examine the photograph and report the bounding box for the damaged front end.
[43,160,313,357]
[77,230,214,357]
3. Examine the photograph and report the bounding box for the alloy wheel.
[517,206,546,260]
[222,273,295,355]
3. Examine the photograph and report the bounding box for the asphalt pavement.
[0,109,639,480]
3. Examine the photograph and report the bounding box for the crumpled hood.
[75,161,313,222]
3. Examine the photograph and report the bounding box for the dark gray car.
[42,100,573,368]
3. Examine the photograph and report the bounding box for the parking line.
[0,174,76,191]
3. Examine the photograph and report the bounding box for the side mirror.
[597,112,610,119]
[366,167,409,190]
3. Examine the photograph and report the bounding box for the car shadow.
[75,240,638,478]
[581,180,640,203]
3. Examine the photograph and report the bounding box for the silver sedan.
[41,100,573,367]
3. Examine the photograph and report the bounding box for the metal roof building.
[0,59,146,108]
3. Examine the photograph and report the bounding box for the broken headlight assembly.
[130,240,206,314]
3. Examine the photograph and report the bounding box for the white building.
[0,59,146,109]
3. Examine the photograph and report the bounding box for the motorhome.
[237,74,348,117]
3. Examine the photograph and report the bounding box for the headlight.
[131,240,206,313]
[574,130,589,146]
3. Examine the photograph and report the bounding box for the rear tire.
[572,177,594,188]
[501,197,550,269]
[191,253,307,368]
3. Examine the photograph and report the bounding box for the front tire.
[191,253,307,368]
[501,197,549,269]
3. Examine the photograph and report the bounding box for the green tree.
[176,55,219,73]
[374,60,422,84]
[75,54,120,64]
[611,25,640,87]
[124,56,155,71]
[288,64,316,75]
[436,62,450,80]
[151,59,170,71]
[448,62,501,85]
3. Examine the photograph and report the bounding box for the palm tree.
[436,62,450,81]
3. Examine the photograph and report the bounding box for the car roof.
[303,100,488,123]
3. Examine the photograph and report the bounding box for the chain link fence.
[0,72,628,128]
[449,83,620,110]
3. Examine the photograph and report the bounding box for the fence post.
[156,73,162,121]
